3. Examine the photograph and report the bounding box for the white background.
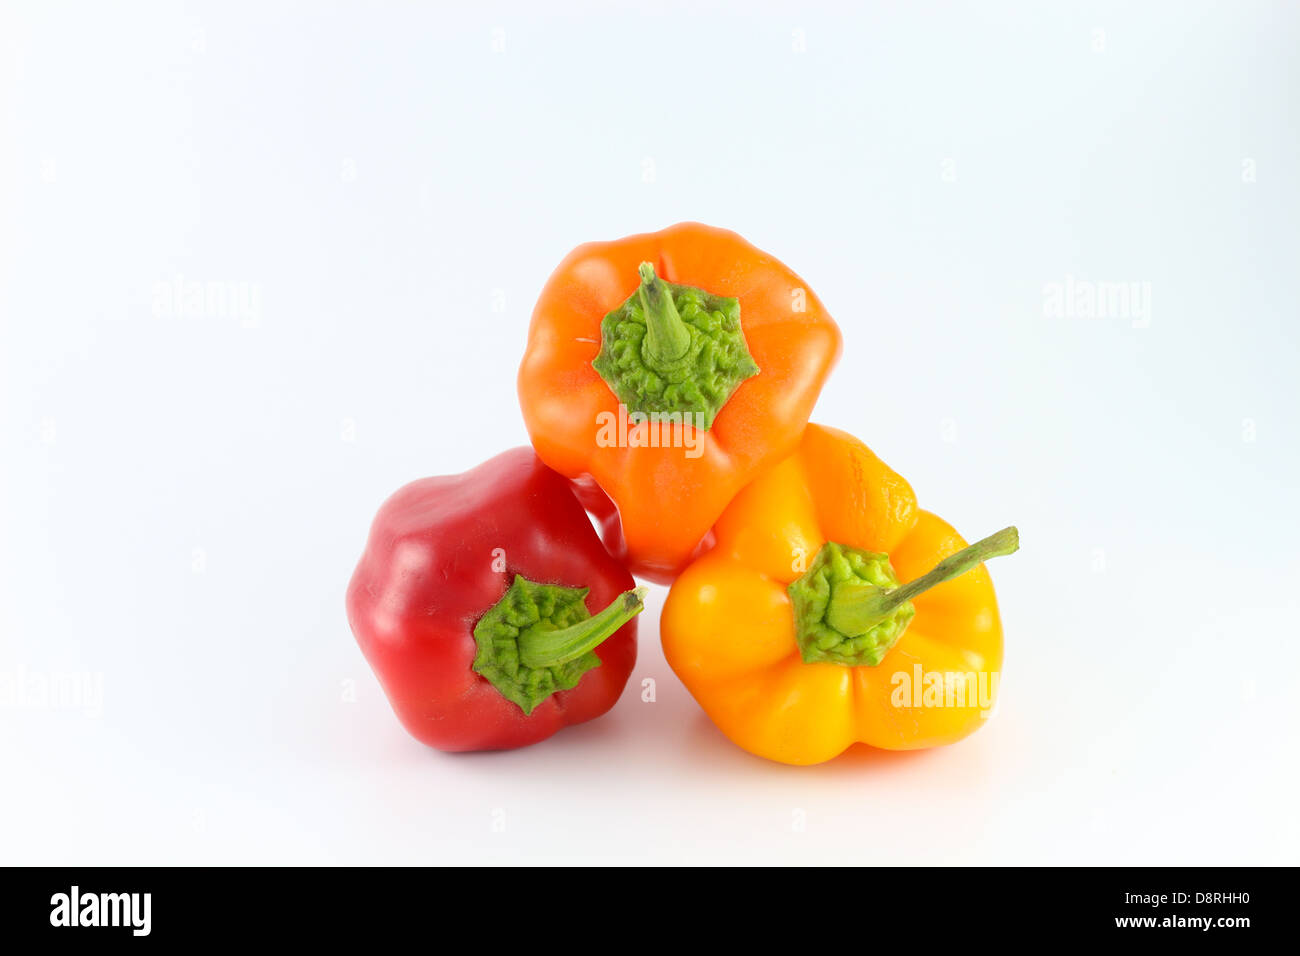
[2,1,1297,865]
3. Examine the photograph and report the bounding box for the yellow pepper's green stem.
[825,527,1019,636]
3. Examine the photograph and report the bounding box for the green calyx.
[591,262,759,430]
[472,575,646,714]
[788,528,1020,668]
[788,543,912,667]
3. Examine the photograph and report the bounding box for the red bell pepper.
[346,448,645,752]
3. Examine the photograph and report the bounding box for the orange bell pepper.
[518,223,841,583]
[661,424,1018,765]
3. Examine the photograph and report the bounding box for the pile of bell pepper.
[347,223,1017,765]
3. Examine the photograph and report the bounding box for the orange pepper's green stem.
[590,258,760,433]
[825,527,1019,636]
[518,587,647,668]
[637,262,692,368]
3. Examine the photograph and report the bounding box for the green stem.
[824,527,1019,636]
[517,587,647,668]
[637,262,692,367]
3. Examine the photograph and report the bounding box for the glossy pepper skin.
[346,448,642,752]
[518,222,841,583]
[661,425,1015,766]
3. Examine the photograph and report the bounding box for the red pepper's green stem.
[825,527,1019,636]
[518,587,647,669]
[637,262,692,367]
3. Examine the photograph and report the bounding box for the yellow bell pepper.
[661,424,1018,765]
